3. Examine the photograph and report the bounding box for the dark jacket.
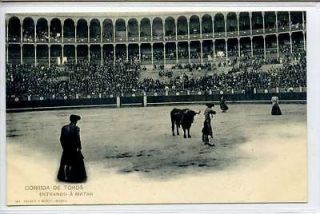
[57,123,86,182]
[60,124,81,151]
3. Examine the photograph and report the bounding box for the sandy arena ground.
[6,104,307,205]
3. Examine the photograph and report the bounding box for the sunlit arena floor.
[6,104,307,204]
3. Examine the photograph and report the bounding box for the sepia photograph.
[4,8,307,205]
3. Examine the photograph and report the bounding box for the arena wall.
[6,92,306,112]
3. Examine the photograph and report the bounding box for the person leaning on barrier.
[57,114,87,183]
[271,96,282,116]
[220,96,229,113]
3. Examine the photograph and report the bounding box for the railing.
[140,60,152,65]
[240,50,252,55]
[227,51,238,57]
[153,58,164,63]
[239,30,250,36]
[202,33,213,39]
[22,37,35,43]
[140,36,152,42]
[165,59,176,64]
[164,36,176,41]
[278,26,291,32]
[190,34,201,39]
[50,58,60,64]
[253,50,264,55]
[50,38,62,43]
[36,38,49,43]
[177,58,189,63]
[103,37,113,43]
[177,35,188,40]
[128,36,139,42]
[140,56,152,61]
[115,37,126,42]
[266,48,278,54]
[21,57,34,64]
[7,58,21,64]
[293,45,304,51]
[227,31,238,37]
[214,32,225,38]
[190,57,201,63]
[7,23,307,46]
[76,57,87,61]
[90,38,101,43]
[90,59,101,65]
[64,57,76,62]
[252,29,264,35]
[153,36,164,42]
[265,28,277,34]
[8,37,20,43]
[77,38,88,43]
[37,57,49,62]
[64,38,75,43]
[291,24,304,31]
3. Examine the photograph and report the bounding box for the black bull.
[170,108,200,138]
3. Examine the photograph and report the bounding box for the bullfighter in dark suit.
[202,103,216,146]
[57,114,87,183]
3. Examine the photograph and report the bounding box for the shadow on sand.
[104,134,247,180]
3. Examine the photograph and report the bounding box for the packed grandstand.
[6,11,306,102]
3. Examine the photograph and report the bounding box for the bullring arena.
[5,11,307,205]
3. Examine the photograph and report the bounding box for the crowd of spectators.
[6,46,306,100]
[7,60,141,98]
[164,55,305,92]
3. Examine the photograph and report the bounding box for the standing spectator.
[220,96,229,113]
[271,96,282,115]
